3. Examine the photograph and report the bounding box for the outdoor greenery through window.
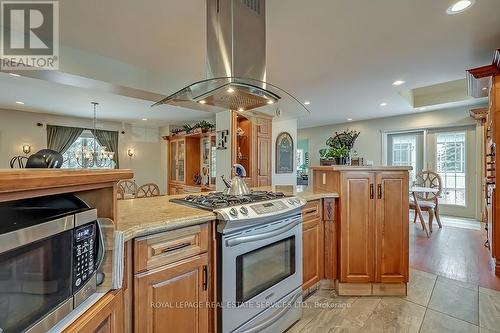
[436,132,466,206]
[62,130,115,169]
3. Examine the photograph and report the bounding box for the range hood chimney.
[154,0,309,119]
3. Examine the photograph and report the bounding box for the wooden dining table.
[410,186,439,238]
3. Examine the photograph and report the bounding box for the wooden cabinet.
[231,112,272,187]
[63,290,124,333]
[302,200,324,290]
[135,254,209,333]
[133,224,211,333]
[256,136,271,186]
[323,198,337,280]
[340,172,375,283]
[311,167,410,286]
[374,172,409,283]
[169,136,208,195]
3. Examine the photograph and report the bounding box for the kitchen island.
[310,165,412,295]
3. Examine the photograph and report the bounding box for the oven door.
[0,216,74,333]
[221,214,302,333]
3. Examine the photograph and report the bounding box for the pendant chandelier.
[74,102,115,168]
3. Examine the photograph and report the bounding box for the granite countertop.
[116,185,338,241]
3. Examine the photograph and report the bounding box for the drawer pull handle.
[161,242,192,254]
[303,208,318,216]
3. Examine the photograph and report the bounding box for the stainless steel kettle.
[221,164,250,196]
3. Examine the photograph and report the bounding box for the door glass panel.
[170,142,177,181]
[436,132,466,206]
[387,132,424,181]
[178,140,185,182]
[0,232,72,332]
[236,236,295,304]
[210,135,217,185]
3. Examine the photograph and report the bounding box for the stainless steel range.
[171,191,305,333]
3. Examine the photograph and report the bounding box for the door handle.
[378,184,382,199]
[202,265,208,291]
[370,184,374,199]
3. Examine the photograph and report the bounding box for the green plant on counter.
[331,145,349,157]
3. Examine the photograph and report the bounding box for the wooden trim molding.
[0,169,133,194]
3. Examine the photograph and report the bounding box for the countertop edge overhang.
[117,185,339,241]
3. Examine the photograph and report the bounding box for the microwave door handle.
[225,218,301,247]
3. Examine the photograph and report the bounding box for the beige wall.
[0,108,168,194]
[299,106,480,166]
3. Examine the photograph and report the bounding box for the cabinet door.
[302,201,324,290]
[178,140,185,183]
[135,254,209,333]
[257,136,271,186]
[170,141,177,182]
[340,172,375,283]
[63,290,124,333]
[375,172,409,283]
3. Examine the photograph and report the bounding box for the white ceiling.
[1,0,499,128]
[0,73,210,125]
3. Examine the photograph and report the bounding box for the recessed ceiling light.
[380,102,388,107]
[227,87,235,93]
[482,87,488,91]
[142,118,147,121]
[267,100,274,104]
[237,107,244,112]
[447,0,475,14]
[199,100,206,104]
[15,101,24,105]
[392,80,405,86]
[9,73,20,77]
[304,101,311,105]
[347,118,353,121]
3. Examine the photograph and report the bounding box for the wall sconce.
[127,148,135,158]
[22,145,31,155]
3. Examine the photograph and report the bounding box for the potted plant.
[320,129,360,165]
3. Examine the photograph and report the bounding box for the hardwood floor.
[409,215,500,291]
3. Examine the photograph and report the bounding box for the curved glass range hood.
[153,76,310,119]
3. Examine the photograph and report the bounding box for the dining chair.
[410,171,443,231]
[9,156,28,168]
[136,183,160,198]
[117,180,137,200]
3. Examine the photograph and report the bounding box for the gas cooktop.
[170,191,288,211]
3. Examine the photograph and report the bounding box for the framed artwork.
[275,132,294,174]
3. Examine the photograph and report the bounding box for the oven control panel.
[250,200,288,214]
[73,222,97,290]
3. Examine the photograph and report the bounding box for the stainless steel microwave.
[0,195,117,333]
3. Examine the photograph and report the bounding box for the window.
[436,132,466,206]
[387,132,423,181]
[62,130,115,169]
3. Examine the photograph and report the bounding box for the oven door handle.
[236,291,301,333]
[226,218,301,247]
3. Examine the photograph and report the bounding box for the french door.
[386,127,477,218]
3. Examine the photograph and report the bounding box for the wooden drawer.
[302,200,321,221]
[134,223,209,273]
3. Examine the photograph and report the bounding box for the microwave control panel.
[73,222,97,290]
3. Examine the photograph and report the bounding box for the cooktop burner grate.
[171,191,287,211]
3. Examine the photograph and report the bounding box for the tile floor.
[287,269,500,333]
